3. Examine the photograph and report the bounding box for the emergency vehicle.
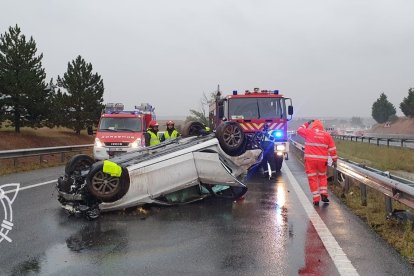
[209,88,293,172]
[92,103,155,160]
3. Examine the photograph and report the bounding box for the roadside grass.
[331,183,414,263]
[0,150,93,176]
[0,127,94,175]
[0,126,94,150]
[0,149,93,176]
[334,139,414,173]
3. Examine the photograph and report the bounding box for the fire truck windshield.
[228,98,286,120]
[98,117,142,132]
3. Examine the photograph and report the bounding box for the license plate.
[108,147,124,152]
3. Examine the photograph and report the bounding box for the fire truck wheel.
[65,154,95,175]
[216,122,246,156]
[86,163,130,202]
[181,121,206,137]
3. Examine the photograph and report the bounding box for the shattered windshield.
[228,98,286,120]
[98,117,142,132]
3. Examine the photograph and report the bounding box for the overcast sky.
[2,0,414,118]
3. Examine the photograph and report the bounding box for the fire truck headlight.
[276,145,286,151]
[130,138,142,148]
[272,130,284,139]
[276,144,286,151]
[94,138,103,148]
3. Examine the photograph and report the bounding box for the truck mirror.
[288,105,293,115]
[87,126,94,135]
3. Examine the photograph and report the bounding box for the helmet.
[166,120,175,126]
[149,120,159,128]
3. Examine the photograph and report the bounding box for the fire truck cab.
[93,103,155,160]
[209,88,293,172]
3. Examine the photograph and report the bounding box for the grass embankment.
[0,127,94,175]
[332,139,414,263]
[335,139,414,173]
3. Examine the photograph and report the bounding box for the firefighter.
[146,120,161,146]
[164,120,180,140]
[260,124,277,177]
[297,119,337,206]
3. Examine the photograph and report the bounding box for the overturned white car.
[57,122,263,219]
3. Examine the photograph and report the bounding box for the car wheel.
[216,122,246,156]
[86,163,130,202]
[181,121,206,137]
[65,154,95,175]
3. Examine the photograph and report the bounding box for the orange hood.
[311,119,324,130]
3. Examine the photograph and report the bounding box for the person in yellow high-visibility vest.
[164,120,180,140]
[146,120,161,146]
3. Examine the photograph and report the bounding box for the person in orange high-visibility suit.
[297,119,337,206]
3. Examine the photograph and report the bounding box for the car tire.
[216,122,246,156]
[181,121,206,137]
[86,162,130,202]
[65,154,95,175]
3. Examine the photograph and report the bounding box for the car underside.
[57,122,263,219]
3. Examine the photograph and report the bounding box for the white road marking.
[4,180,56,195]
[282,164,359,276]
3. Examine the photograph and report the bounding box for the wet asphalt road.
[1,157,414,275]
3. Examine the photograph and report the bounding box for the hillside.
[0,128,94,151]
[366,117,414,135]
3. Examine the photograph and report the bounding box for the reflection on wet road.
[2,159,413,275]
[1,169,329,275]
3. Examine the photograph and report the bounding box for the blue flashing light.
[272,130,284,139]
[233,90,238,95]
[274,90,279,95]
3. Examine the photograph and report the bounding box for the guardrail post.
[401,139,404,147]
[61,152,65,163]
[385,196,393,215]
[13,157,17,167]
[377,139,380,146]
[344,175,350,193]
[360,183,367,206]
[40,155,43,164]
[387,139,390,147]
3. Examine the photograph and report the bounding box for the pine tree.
[0,81,5,127]
[57,55,104,134]
[400,88,414,118]
[0,25,50,132]
[371,93,396,124]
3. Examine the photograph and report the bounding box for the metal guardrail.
[0,144,93,167]
[333,134,414,148]
[289,137,414,210]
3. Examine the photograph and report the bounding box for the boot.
[321,194,330,203]
[313,201,319,206]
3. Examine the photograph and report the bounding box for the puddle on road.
[11,220,128,275]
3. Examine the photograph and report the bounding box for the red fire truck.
[91,103,155,160]
[209,88,293,172]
